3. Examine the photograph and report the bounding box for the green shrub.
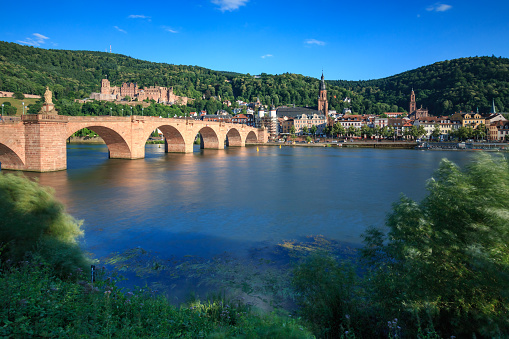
[292,253,359,338]
[13,92,25,100]
[1,102,17,116]
[0,173,90,276]
[361,153,509,337]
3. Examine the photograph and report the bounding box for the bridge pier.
[200,137,223,150]
[22,115,68,172]
[164,138,193,153]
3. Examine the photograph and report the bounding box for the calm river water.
[19,144,477,257]
[10,145,476,301]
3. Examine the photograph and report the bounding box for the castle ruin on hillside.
[90,78,191,105]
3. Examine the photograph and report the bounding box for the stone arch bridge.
[0,114,267,172]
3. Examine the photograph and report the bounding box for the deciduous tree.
[361,154,509,337]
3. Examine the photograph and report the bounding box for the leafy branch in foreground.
[0,173,90,277]
[361,153,509,337]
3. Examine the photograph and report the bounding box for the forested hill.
[0,41,382,113]
[1,40,508,116]
[329,56,509,116]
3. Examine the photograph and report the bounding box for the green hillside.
[1,41,508,116]
[329,56,509,115]
[0,41,404,115]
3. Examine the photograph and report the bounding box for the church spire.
[409,89,416,114]
[320,71,326,91]
[491,99,497,114]
[318,71,329,124]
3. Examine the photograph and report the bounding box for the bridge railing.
[0,116,21,124]
[22,114,69,122]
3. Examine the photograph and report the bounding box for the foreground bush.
[0,261,313,338]
[361,153,509,337]
[0,173,89,276]
[293,154,509,338]
[292,254,359,338]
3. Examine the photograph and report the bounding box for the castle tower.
[101,78,111,95]
[409,89,416,114]
[317,72,329,124]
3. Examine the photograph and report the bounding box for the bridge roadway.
[0,114,267,172]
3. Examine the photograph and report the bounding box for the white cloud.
[305,39,326,46]
[128,14,151,19]
[426,3,452,12]
[17,33,50,46]
[33,33,49,41]
[114,26,127,34]
[211,0,248,12]
[162,26,178,33]
[261,54,273,59]
[128,14,151,21]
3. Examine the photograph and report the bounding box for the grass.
[0,98,39,115]
[0,260,314,338]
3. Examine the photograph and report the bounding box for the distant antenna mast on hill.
[110,45,112,53]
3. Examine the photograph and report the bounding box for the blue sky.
[1,0,508,81]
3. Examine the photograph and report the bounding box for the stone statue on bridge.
[44,86,53,104]
[40,86,57,115]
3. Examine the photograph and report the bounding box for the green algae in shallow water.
[104,235,358,310]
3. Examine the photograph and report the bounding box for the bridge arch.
[245,131,258,144]
[0,143,25,170]
[147,125,188,153]
[198,126,221,149]
[67,125,132,159]
[226,128,243,147]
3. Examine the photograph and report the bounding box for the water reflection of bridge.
[0,114,267,172]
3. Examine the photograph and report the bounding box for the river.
[10,144,476,304]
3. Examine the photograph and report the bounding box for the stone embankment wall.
[0,91,41,99]
[67,136,105,144]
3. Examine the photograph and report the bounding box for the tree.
[347,126,357,137]
[290,125,296,142]
[385,126,396,140]
[124,96,131,102]
[360,125,373,139]
[456,126,473,141]
[431,124,441,141]
[302,126,309,135]
[403,126,412,139]
[323,125,332,137]
[415,125,426,140]
[474,123,487,141]
[13,92,25,100]
[405,125,426,140]
[205,100,218,115]
[373,126,381,139]
[361,154,509,337]
[310,125,318,141]
[1,102,17,116]
[333,123,345,138]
